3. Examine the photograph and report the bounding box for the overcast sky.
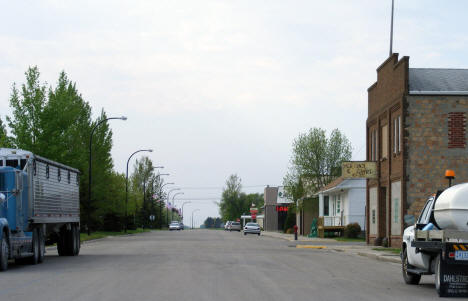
[1,1,467,227]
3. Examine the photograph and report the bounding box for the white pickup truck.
[401,181,468,297]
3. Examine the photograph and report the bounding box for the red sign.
[276,206,288,212]
[251,213,257,219]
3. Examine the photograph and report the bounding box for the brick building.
[366,54,468,247]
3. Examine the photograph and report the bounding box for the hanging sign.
[342,161,377,179]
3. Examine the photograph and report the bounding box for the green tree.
[0,118,12,148]
[219,174,264,221]
[7,66,47,152]
[219,174,243,221]
[284,128,352,195]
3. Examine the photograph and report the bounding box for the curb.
[356,251,401,263]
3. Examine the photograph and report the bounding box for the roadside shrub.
[344,223,361,238]
[102,213,124,232]
[283,210,296,233]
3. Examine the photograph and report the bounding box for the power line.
[177,184,278,190]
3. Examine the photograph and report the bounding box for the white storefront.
[317,178,366,229]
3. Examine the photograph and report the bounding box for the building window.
[58,168,61,182]
[46,164,49,179]
[381,124,388,159]
[393,116,401,154]
[448,112,466,149]
[398,116,401,152]
[370,128,378,161]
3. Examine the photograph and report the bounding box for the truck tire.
[38,229,45,263]
[73,226,80,256]
[402,248,421,285]
[434,255,446,297]
[70,225,80,256]
[28,229,40,265]
[0,236,8,271]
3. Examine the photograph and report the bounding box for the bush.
[344,223,361,238]
[283,210,296,233]
[102,213,124,232]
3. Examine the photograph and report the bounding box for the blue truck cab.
[0,148,81,271]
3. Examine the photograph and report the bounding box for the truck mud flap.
[438,259,468,297]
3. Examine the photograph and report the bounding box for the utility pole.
[389,0,394,56]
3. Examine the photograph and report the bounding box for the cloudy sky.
[1,1,467,226]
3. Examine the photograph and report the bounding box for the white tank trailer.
[402,172,468,297]
[434,183,468,232]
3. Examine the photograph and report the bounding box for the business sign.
[277,186,293,204]
[276,206,289,212]
[342,161,377,179]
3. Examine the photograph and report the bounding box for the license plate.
[455,251,468,261]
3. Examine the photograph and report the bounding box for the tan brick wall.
[405,96,468,221]
[366,54,408,246]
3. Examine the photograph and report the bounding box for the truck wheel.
[0,236,8,271]
[70,225,80,256]
[38,229,45,263]
[434,255,446,297]
[73,226,80,256]
[402,248,421,285]
[29,229,40,265]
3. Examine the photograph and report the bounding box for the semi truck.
[402,171,468,297]
[0,148,81,271]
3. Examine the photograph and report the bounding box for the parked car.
[230,222,241,232]
[179,222,184,230]
[169,221,181,231]
[244,223,261,235]
[224,221,232,231]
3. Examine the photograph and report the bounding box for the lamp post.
[143,167,164,229]
[125,149,153,232]
[88,115,127,235]
[192,209,200,230]
[156,176,171,229]
[166,188,181,226]
[171,192,184,221]
[181,201,191,224]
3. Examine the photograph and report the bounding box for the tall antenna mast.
[389,0,395,56]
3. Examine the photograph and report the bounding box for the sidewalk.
[261,231,401,264]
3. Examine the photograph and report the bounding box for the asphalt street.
[0,230,450,301]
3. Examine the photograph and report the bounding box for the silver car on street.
[229,222,241,232]
[243,222,261,235]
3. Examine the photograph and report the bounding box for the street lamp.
[181,201,191,224]
[192,209,200,230]
[156,177,172,229]
[166,188,181,226]
[88,115,126,235]
[171,192,184,221]
[125,148,153,232]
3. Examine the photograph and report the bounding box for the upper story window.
[370,128,378,161]
[393,116,401,154]
[381,124,388,159]
[448,112,466,149]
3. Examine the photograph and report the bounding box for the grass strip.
[80,228,152,242]
[372,247,401,255]
[334,237,366,242]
